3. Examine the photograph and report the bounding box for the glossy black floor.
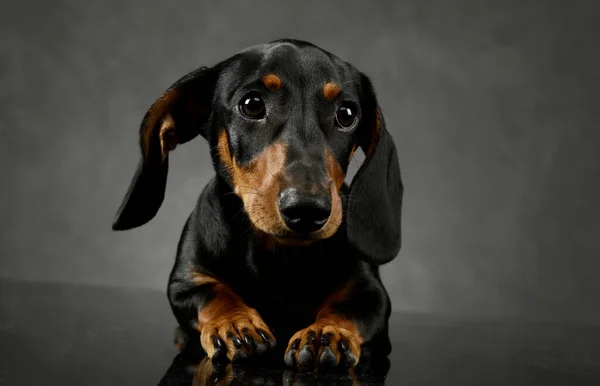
[2,278,600,385]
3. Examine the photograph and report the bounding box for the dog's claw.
[232,336,243,348]
[212,336,228,362]
[284,338,301,368]
[291,339,300,350]
[257,329,268,342]
[339,339,348,352]
[213,336,224,348]
[243,333,253,346]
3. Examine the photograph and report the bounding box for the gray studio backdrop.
[2,0,599,323]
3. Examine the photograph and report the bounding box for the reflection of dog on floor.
[192,356,390,386]
[113,39,403,371]
[157,352,391,386]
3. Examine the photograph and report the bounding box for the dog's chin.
[272,236,317,247]
[253,225,340,249]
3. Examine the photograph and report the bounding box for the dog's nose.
[278,187,332,233]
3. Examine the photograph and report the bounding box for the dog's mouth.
[267,234,320,247]
[255,228,334,249]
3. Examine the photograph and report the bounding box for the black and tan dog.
[113,39,403,371]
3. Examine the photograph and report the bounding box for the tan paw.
[200,308,276,363]
[284,323,361,370]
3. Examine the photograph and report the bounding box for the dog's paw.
[284,324,361,371]
[200,308,276,363]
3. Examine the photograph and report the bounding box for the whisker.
[251,215,272,233]
[288,247,301,260]
[233,202,266,219]
[264,164,279,180]
[239,192,266,198]
[341,208,360,221]
[235,185,262,193]
[235,184,261,191]
[339,191,370,207]
[232,208,246,219]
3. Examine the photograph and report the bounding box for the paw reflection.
[190,356,389,386]
[192,358,283,385]
[159,348,390,385]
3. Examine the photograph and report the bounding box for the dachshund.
[112,39,403,372]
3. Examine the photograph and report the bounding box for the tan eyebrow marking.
[323,82,342,100]
[261,74,282,91]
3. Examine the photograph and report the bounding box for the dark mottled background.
[1,0,599,323]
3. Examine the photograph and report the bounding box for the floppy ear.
[346,74,404,264]
[112,65,220,231]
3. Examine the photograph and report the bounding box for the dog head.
[112,39,403,264]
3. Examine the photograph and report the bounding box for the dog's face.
[211,42,370,245]
[113,39,403,263]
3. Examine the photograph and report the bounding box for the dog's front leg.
[168,270,276,363]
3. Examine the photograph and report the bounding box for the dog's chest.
[241,245,349,311]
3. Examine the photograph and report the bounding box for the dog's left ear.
[112,65,220,231]
[347,74,404,264]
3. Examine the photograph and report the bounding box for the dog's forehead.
[221,41,358,93]
[259,42,336,76]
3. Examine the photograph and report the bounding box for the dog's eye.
[239,92,266,119]
[335,103,358,131]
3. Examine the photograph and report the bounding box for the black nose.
[278,187,332,233]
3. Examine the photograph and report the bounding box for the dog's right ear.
[112,65,221,231]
